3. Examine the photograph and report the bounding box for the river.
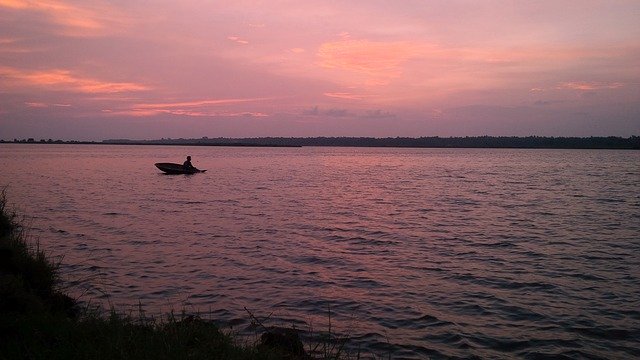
[1,144,638,359]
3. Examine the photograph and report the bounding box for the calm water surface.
[1,144,639,359]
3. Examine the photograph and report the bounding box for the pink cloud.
[556,81,624,91]
[25,101,47,107]
[0,0,129,36]
[0,37,28,52]
[102,107,269,118]
[323,92,371,101]
[1,1,639,139]
[317,39,424,85]
[134,97,273,109]
[1,67,148,93]
[101,109,159,117]
[227,36,249,45]
[23,101,71,108]
[104,97,276,118]
[362,109,394,119]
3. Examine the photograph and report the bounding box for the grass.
[0,190,369,360]
[0,189,75,320]
[2,310,296,360]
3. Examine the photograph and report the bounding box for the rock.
[259,327,310,359]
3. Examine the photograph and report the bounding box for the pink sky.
[1,0,639,140]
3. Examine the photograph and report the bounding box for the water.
[1,144,639,359]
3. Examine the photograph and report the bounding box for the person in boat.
[183,156,196,170]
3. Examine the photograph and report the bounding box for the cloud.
[25,101,47,107]
[227,36,249,45]
[0,37,35,53]
[302,106,319,115]
[325,108,349,117]
[315,38,591,92]
[301,106,351,117]
[111,97,275,117]
[101,109,158,117]
[1,1,639,139]
[23,101,71,108]
[362,109,395,119]
[556,81,624,91]
[317,39,424,85]
[323,92,371,100]
[0,0,130,36]
[102,108,268,118]
[303,106,394,119]
[0,67,148,93]
[533,100,565,106]
[134,97,273,109]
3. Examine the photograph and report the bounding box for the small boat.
[155,162,206,174]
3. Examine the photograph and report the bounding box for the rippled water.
[1,144,639,359]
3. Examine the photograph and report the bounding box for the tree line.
[100,136,640,149]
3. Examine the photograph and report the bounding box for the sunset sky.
[1,1,639,140]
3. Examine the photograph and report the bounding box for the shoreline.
[1,135,638,149]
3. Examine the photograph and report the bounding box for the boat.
[154,162,206,174]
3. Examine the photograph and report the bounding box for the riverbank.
[0,192,350,360]
[2,135,639,149]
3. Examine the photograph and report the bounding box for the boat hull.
[154,162,206,174]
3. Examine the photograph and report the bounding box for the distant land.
[2,136,639,149]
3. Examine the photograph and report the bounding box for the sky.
[1,0,639,140]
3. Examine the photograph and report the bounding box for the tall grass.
[0,190,370,359]
[0,188,75,318]
[0,191,294,359]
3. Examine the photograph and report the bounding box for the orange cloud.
[24,101,72,108]
[225,111,268,117]
[318,39,424,85]
[111,97,275,117]
[0,67,148,93]
[0,0,30,9]
[103,108,269,118]
[135,97,272,109]
[0,0,129,36]
[316,36,633,96]
[101,109,160,117]
[556,81,624,91]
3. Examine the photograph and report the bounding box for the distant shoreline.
[2,136,639,149]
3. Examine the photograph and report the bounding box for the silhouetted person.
[183,156,195,170]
